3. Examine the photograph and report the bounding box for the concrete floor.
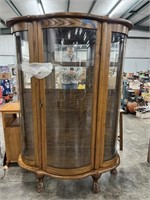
[0,112,150,200]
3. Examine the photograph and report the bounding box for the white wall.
[0,35,16,65]
[123,30,150,73]
[0,30,150,73]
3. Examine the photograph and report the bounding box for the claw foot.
[36,175,44,193]
[92,174,101,193]
[110,168,117,175]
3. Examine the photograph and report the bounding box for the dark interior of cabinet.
[22,88,34,160]
[4,114,20,127]
[46,89,92,168]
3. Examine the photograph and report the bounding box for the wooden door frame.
[95,23,129,169]
[38,18,100,175]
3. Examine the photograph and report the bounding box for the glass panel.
[43,27,96,168]
[104,33,127,161]
[43,28,95,90]
[15,31,34,160]
[20,32,31,89]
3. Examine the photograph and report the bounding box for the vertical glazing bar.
[37,21,47,171]
[29,21,41,167]
[95,23,111,169]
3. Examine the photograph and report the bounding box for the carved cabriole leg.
[92,174,101,193]
[36,174,44,193]
[110,168,117,175]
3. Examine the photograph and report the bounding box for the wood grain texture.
[6,12,133,30]
[91,23,101,169]
[37,22,47,171]
[29,22,41,167]
[11,22,28,32]
[4,127,21,163]
[95,23,111,169]
[18,154,120,178]
[111,24,129,35]
[41,18,97,29]
[0,103,21,164]
[10,16,130,181]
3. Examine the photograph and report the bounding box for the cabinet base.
[18,154,120,193]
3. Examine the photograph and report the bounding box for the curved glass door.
[15,31,35,161]
[43,27,96,168]
[104,32,127,161]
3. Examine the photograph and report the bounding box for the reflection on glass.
[55,66,86,89]
[104,33,127,161]
[17,32,31,88]
[43,27,96,168]
[108,34,124,89]
[15,31,34,160]
[56,45,80,62]
[43,28,95,90]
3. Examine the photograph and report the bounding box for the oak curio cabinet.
[7,13,132,193]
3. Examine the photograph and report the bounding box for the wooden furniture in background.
[0,102,21,165]
[118,109,125,150]
[7,13,132,192]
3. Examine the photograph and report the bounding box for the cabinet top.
[0,102,20,112]
[6,12,133,30]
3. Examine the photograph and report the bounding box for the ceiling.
[0,0,149,34]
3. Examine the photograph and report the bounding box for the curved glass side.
[15,31,34,161]
[104,32,127,161]
[43,27,96,168]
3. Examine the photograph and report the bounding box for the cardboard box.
[0,73,11,79]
